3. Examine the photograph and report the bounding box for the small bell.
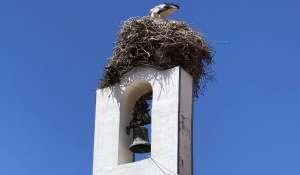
[129,126,151,153]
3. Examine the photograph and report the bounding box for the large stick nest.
[99,16,214,97]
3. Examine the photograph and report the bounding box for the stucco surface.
[93,67,193,175]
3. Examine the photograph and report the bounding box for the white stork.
[149,3,180,19]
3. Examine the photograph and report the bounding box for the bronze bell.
[129,126,151,153]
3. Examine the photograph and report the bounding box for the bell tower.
[93,66,193,175]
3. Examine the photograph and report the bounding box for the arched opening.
[118,81,153,164]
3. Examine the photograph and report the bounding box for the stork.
[149,3,180,19]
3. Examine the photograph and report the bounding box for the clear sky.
[1,0,300,174]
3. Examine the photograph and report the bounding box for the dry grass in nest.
[99,16,214,97]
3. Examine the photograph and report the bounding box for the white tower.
[93,66,193,175]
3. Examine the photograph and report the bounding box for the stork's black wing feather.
[163,2,180,9]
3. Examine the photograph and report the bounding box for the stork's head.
[149,3,180,19]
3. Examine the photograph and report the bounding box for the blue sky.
[1,0,300,174]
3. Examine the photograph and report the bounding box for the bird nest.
[99,16,214,97]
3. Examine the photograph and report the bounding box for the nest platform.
[99,16,214,97]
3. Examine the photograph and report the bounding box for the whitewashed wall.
[93,67,193,175]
